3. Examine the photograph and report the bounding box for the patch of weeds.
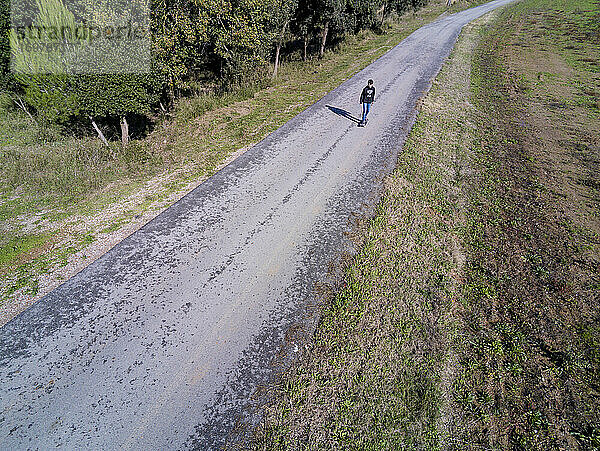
[0,234,50,272]
[0,262,41,305]
[174,81,270,124]
[0,231,95,308]
[99,221,125,234]
[571,425,600,450]
[576,93,600,116]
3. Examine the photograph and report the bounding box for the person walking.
[359,79,375,126]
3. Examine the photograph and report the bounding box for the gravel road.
[0,1,514,448]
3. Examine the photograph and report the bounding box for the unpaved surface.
[0,1,515,448]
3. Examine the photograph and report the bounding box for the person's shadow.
[326,105,361,124]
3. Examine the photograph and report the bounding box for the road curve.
[0,1,514,449]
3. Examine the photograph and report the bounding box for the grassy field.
[253,0,600,448]
[456,0,599,447]
[0,0,485,321]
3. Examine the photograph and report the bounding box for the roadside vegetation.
[254,0,600,448]
[0,0,482,322]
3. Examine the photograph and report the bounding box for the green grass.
[98,221,126,235]
[0,231,95,306]
[0,93,63,147]
[174,82,271,124]
[0,234,50,270]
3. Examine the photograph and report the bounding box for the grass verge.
[252,0,600,448]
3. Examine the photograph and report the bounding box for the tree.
[9,0,162,143]
[308,0,347,58]
[152,0,212,100]
[412,0,428,7]
[76,73,161,145]
[292,0,314,61]
[385,0,413,16]
[208,0,274,83]
[269,0,298,78]
[345,0,385,33]
[152,0,276,89]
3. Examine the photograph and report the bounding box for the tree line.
[0,0,430,145]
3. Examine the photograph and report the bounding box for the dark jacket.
[360,85,375,104]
